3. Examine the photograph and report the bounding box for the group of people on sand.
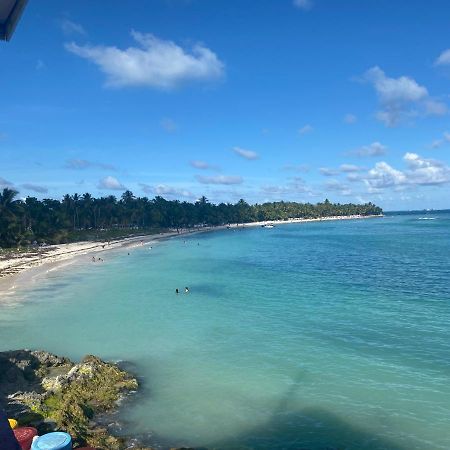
[176,287,189,294]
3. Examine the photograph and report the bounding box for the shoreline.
[0,214,382,298]
[0,231,182,298]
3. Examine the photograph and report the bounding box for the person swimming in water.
[176,288,179,294]
[185,287,189,293]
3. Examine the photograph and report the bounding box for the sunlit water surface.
[1,213,450,449]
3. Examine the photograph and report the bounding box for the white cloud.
[59,19,86,36]
[298,124,313,135]
[189,160,219,171]
[160,117,177,133]
[196,175,243,185]
[430,131,450,149]
[339,164,365,173]
[21,183,48,194]
[365,162,407,189]
[347,172,363,182]
[344,113,357,124]
[403,153,450,185]
[435,49,450,66]
[190,160,209,169]
[325,179,352,196]
[319,167,339,177]
[320,164,366,178]
[98,176,126,190]
[365,66,427,103]
[348,141,387,158]
[66,31,225,89]
[65,159,116,171]
[363,66,447,126]
[424,99,447,116]
[363,153,450,189]
[293,0,313,10]
[232,146,259,160]
[140,183,194,199]
[261,177,312,196]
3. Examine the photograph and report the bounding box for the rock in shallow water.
[0,350,142,449]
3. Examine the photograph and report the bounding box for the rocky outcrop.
[0,350,142,449]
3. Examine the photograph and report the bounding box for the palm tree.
[71,194,81,230]
[0,188,22,247]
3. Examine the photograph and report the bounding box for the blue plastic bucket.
[31,432,72,450]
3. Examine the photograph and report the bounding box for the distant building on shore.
[0,0,28,41]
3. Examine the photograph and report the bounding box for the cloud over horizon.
[363,66,447,126]
[325,179,352,196]
[196,174,243,185]
[261,176,316,199]
[140,183,194,199]
[0,177,14,188]
[66,31,225,89]
[362,153,450,190]
[21,183,49,194]
[98,176,126,190]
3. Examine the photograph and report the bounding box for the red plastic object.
[13,427,38,450]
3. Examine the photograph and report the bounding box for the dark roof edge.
[1,0,29,41]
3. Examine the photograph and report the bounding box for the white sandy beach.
[0,232,182,297]
[0,215,381,297]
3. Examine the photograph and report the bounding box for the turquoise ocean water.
[1,213,450,449]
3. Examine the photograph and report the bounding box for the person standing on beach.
[0,409,20,450]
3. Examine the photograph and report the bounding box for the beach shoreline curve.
[0,214,382,297]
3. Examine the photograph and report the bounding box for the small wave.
[418,217,437,220]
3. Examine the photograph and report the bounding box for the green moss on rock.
[1,350,141,449]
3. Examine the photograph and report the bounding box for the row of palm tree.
[0,188,382,248]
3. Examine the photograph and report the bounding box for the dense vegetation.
[0,188,382,248]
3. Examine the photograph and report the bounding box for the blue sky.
[1,0,450,210]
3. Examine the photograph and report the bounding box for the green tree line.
[0,188,382,248]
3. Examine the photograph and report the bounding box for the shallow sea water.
[1,213,450,449]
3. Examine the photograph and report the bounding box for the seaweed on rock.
[0,350,141,449]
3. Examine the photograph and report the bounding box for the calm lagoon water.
[1,213,450,449]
